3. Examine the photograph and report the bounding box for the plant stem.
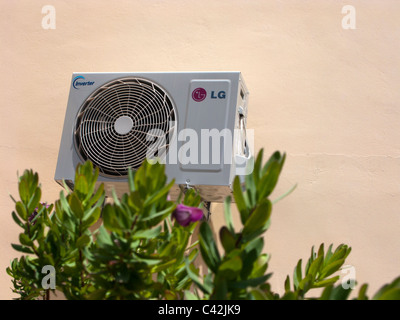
[26,222,39,256]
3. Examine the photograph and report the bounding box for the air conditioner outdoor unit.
[55,72,252,202]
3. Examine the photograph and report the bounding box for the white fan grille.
[74,77,176,177]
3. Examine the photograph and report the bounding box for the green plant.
[7,149,400,300]
[7,160,201,300]
[185,150,400,300]
[85,163,201,300]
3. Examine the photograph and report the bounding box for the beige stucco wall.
[1,0,399,299]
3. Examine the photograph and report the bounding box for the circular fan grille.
[74,77,176,177]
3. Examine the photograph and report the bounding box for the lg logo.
[211,90,226,99]
[192,88,207,102]
[192,88,226,102]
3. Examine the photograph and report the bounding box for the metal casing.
[55,72,250,202]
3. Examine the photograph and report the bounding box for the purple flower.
[172,204,203,227]
[28,203,49,225]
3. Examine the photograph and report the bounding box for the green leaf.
[184,260,212,295]
[74,174,89,200]
[184,291,199,300]
[128,167,136,192]
[239,238,263,280]
[140,203,175,222]
[133,225,162,240]
[317,243,325,258]
[293,259,302,290]
[76,234,90,249]
[19,233,33,247]
[312,276,340,288]
[144,180,174,207]
[228,274,272,289]
[329,244,351,264]
[27,188,41,215]
[199,222,220,273]
[284,275,291,293]
[12,211,25,228]
[280,292,297,300]
[151,259,177,273]
[328,284,352,300]
[257,152,286,201]
[357,283,369,300]
[128,191,143,212]
[223,196,234,233]
[242,199,271,238]
[244,167,256,208]
[114,204,131,230]
[319,285,333,300]
[30,172,39,193]
[260,151,280,176]
[257,162,280,200]
[183,188,202,207]
[164,290,177,300]
[61,179,72,193]
[18,179,29,204]
[11,243,34,254]
[219,226,236,253]
[253,148,264,186]
[213,276,228,300]
[96,225,113,246]
[59,191,72,217]
[249,288,268,300]
[251,254,270,278]
[219,255,243,280]
[372,276,400,300]
[272,183,297,205]
[15,202,28,221]
[298,274,313,292]
[305,246,316,276]
[82,207,101,229]
[307,255,323,279]
[132,253,162,266]
[87,183,105,208]
[323,244,334,267]
[320,259,345,279]
[232,176,248,224]
[9,193,17,204]
[69,193,84,220]
[375,288,400,300]
[102,204,121,232]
